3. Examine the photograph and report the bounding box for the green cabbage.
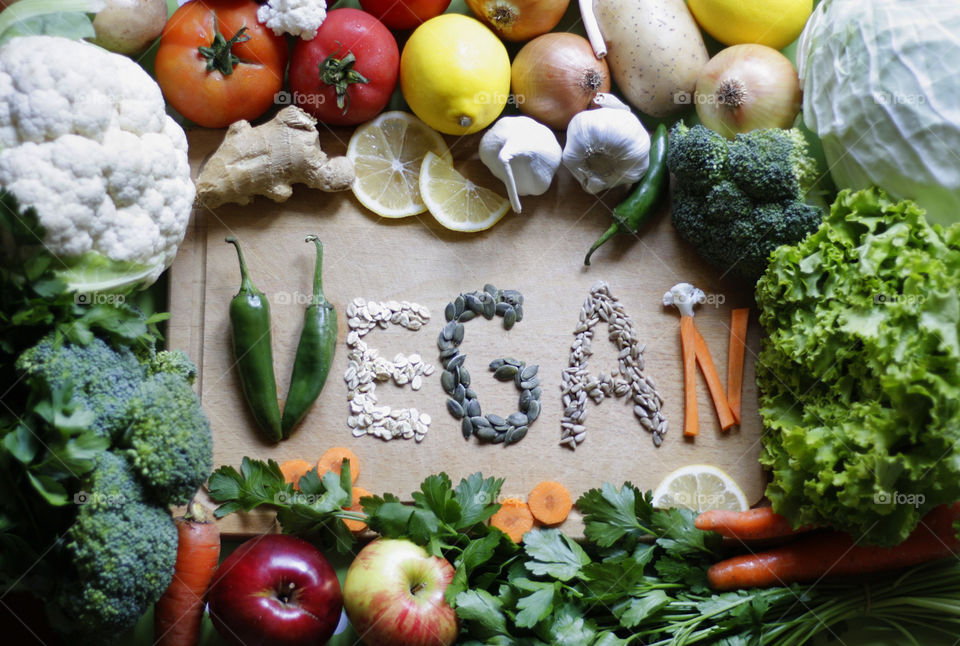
[797,0,960,227]
[756,188,960,546]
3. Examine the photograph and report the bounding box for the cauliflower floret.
[0,36,195,291]
[257,0,327,40]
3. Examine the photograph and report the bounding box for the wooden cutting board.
[169,126,766,536]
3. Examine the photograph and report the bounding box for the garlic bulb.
[562,95,651,194]
[479,116,562,213]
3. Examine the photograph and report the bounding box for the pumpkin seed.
[446,398,464,419]
[475,425,498,441]
[520,364,539,381]
[466,388,478,400]
[459,367,471,387]
[484,283,499,299]
[505,425,527,445]
[491,432,506,444]
[502,289,523,305]
[489,358,505,370]
[503,307,517,330]
[487,413,506,427]
[442,320,457,341]
[465,293,483,314]
[495,302,511,316]
[530,386,542,400]
[452,323,465,344]
[520,377,540,390]
[465,398,481,417]
[493,365,518,381]
[514,304,524,322]
[438,336,453,351]
[446,353,466,370]
[471,416,491,429]
[519,389,532,409]
[444,302,456,322]
[507,412,528,426]
[461,417,473,439]
[483,298,496,319]
[441,370,456,394]
[459,310,477,322]
[525,400,541,422]
[503,357,523,367]
[454,295,465,318]
[440,347,459,360]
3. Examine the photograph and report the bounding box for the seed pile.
[344,298,434,442]
[438,285,540,446]
[561,281,668,448]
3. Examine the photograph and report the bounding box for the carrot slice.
[680,315,699,437]
[490,498,535,543]
[279,459,313,490]
[727,308,749,425]
[317,447,359,485]
[693,327,736,431]
[528,481,573,525]
[342,486,372,533]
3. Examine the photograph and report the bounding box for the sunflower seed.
[446,398,464,419]
[461,417,473,439]
[493,365,518,381]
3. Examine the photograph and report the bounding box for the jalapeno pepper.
[584,123,669,266]
[280,236,338,437]
[226,236,282,443]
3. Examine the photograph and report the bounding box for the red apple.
[207,534,343,646]
[343,538,458,646]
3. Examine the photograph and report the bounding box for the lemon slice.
[347,111,452,218]
[419,152,509,233]
[651,464,748,512]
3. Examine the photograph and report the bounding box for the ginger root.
[196,106,355,208]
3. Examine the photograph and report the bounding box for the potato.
[92,0,168,55]
[586,0,708,117]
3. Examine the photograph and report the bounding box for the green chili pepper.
[281,236,338,437]
[226,236,282,443]
[584,123,670,266]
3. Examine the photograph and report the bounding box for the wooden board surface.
[169,127,766,536]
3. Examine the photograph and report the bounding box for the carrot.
[528,481,573,525]
[490,498,535,543]
[727,308,749,425]
[317,447,359,485]
[695,507,815,541]
[708,502,960,591]
[279,459,313,490]
[692,327,736,431]
[342,486,372,533]
[680,315,699,437]
[154,502,221,646]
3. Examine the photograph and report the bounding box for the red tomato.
[288,9,399,126]
[155,0,288,128]
[358,0,452,30]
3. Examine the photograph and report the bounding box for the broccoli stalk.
[667,123,827,283]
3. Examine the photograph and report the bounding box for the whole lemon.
[688,0,813,50]
[400,14,511,135]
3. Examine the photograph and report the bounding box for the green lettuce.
[756,187,960,546]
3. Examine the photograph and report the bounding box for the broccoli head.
[148,349,198,384]
[123,372,213,506]
[16,335,145,439]
[668,124,826,284]
[58,452,177,642]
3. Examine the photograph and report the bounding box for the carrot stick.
[680,315,698,437]
[528,481,573,526]
[692,327,736,431]
[317,447,359,485]
[279,459,313,491]
[727,308,749,425]
[154,502,221,646]
[490,498,535,543]
[708,503,960,591]
[342,486,372,534]
[695,507,816,540]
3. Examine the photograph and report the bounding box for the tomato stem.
[199,24,250,76]
[319,46,369,115]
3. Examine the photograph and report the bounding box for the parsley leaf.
[523,529,591,581]
[456,589,510,637]
[454,472,504,528]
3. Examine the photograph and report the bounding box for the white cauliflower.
[257,0,327,40]
[0,36,194,292]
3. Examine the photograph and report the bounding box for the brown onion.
[466,0,570,41]
[511,33,611,130]
[695,44,801,138]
